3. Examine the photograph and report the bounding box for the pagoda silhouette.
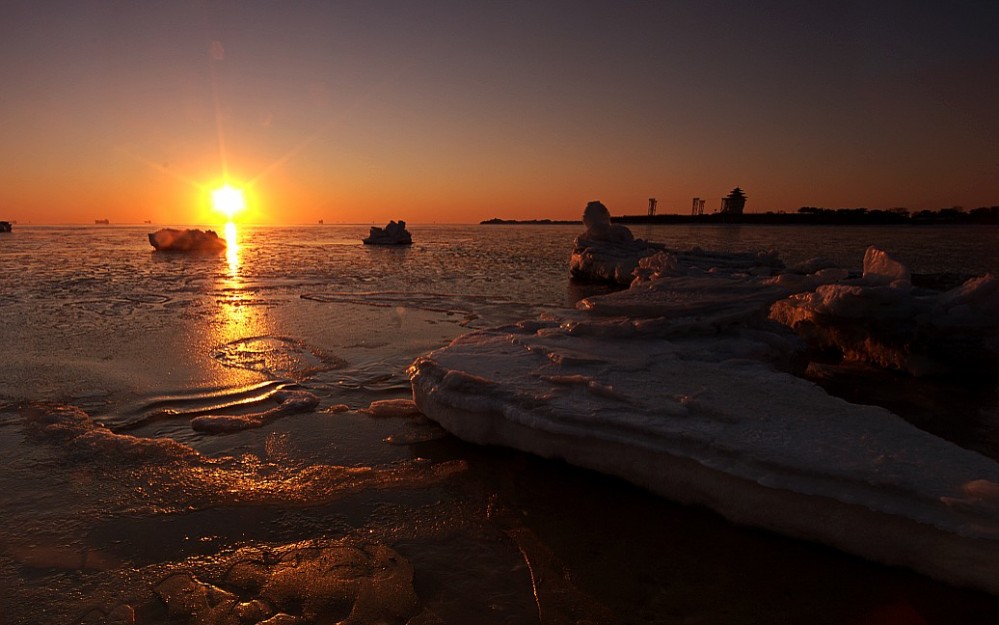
[720,187,747,215]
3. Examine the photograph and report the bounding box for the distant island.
[481,218,581,225]
[483,206,999,226]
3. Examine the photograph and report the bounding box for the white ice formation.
[363,220,412,245]
[569,201,663,284]
[411,244,999,594]
[148,228,226,252]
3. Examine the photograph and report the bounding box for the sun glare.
[212,185,245,219]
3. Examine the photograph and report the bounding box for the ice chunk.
[362,220,412,245]
[570,240,661,285]
[569,201,663,284]
[360,398,423,418]
[862,246,911,287]
[930,273,999,329]
[770,250,999,375]
[147,228,226,252]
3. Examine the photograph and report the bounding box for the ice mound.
[569,201,784,285]
[410,246,999,593]
[362,220,412,245]
[771,247,999,376]
[148,228,226,252]
[569,201,663,284]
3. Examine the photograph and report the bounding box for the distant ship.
[0,220,11,232]
[95,219,110,225]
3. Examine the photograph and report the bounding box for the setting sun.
[212,185,245,219]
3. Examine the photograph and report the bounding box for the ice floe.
[410,243,999,593]
[363,220,412,245]
[148,228,226,252]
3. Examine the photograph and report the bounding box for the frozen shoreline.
[5,225,999,621]
[411,245,999,593]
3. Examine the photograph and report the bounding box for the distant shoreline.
[480,218,582,225]
[483,209,999,227]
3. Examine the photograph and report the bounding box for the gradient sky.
[1,1,997,225]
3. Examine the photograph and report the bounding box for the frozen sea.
[1,222,998,624]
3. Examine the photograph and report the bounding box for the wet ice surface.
[2,224,999,623]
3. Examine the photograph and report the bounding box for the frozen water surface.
[2,224,999,623]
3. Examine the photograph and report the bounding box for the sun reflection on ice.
[212,184,244,277]
[207,221,273,387]
[217,222,252,342]
[224,221,239,276]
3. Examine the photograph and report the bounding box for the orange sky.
[1,2,997,225]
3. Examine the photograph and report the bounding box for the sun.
[212,184,245,220]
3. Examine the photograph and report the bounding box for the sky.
[1,1,997,225]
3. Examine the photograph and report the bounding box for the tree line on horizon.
[482,204,999,226]
[792,205,999,224]
[613,204,999,225]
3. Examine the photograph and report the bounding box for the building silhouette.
[720,187,747,215]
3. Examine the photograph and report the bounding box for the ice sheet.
[410,247,999,593]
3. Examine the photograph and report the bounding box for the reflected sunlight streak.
[224,221,239,275]
[209,220,272,388]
